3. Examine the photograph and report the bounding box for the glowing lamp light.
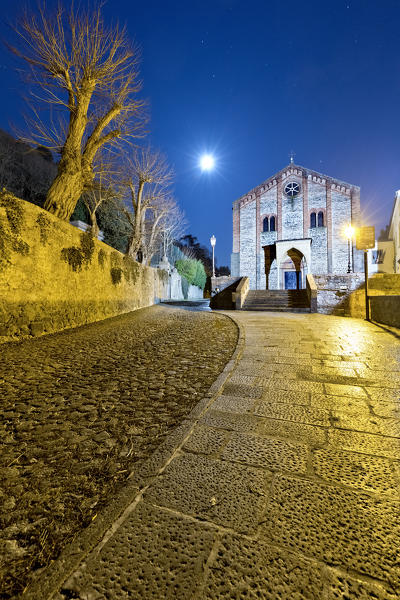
[200,154,215,171]
[344,224,355,239]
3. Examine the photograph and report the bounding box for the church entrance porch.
[280,247,306,290]
[262,239,312,290]
[275,238,312,290]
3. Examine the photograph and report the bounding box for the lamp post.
[344,224,355,273]
[210,235,216,278]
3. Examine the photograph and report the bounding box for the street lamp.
[344,224,355,273]
[210,235,216,278]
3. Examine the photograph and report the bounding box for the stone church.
[231,162,362,289]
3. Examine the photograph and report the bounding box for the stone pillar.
[231,201,240,276]
[326,180,333,273]
[351,187,362,272]
[302,173,308,239]
[255,194,260,289]
[232,201,240,253]
[277,176,282,239]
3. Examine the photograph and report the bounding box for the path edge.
[22,312,244,600]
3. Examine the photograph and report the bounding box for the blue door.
[284,271,301,289]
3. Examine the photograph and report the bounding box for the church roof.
[234,163,360,206]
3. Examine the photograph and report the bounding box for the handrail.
[232,277,250,309]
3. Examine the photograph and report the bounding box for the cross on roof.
[289,150,296,164]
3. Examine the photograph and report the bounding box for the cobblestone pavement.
[0,306,238,599]
[39,311,400,600]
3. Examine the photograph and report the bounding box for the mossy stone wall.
[0,193,168,340]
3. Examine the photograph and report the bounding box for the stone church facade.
[231,163,362,289]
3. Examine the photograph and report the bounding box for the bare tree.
[81,156,121,237]
[142,197,186,265]
[121,147,173,259]
[9,2,146,220]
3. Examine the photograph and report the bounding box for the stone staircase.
[241,289,311,312]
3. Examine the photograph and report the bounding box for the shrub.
[193,260,206,289]
[175,259,197,285]
[175,258,207,290]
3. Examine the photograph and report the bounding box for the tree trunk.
[127,230,141,258]
[90,210,99,238]
[44,168,84,221]
[126,210,144,257]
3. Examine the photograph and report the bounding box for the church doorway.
[284,271,301,289]
[280,248,307,290]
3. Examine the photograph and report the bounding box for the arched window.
[318,211,324,227]
[310,212,316,228]
[270,215,276,231]
[263,217,269,232]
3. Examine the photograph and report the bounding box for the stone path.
[0,306,237,599]
[28,311,400,599]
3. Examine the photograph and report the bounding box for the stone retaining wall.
[370,296,400,328]
[0,193,169,341]
[313,273,400,318]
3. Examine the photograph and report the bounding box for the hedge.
[175,258,206,290]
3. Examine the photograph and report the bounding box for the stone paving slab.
[201,534,326,598]
[258,418,327,446]
[371,400,400,418]
[260,474,400,590]
[221,431,308,474]
[328,427,400,459]
[271,379,326,393]
[309,392,369,412]
[62,501,217,599]
[26,311,400,599]
[261,389,311,405]
[183,424,230,455]
[144,453,271,534]
[332,411,400,437]
[324,382,369,397]
[200,534,399,600]
[256,401,330,426]
[210,393,258,413]
[312,447,399,495]
[199,408,261,433]
[366,387,400,402]
[222,381,265,398]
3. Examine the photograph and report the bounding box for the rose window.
[284,181,301,198]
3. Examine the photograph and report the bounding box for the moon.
[200,154,215,171]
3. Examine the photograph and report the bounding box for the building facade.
[389,190,400,273]
[231,163,362,289]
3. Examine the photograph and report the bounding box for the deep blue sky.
[0,1,399,267]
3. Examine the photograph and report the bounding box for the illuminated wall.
[0,192,169,341]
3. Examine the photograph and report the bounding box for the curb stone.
[23,312,244,600]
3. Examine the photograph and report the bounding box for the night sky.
[0,0,399,267]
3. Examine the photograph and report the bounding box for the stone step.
[244,299,309,304]
[246,292,308,298]
[244,304,310,308]
[242,289,310,312]
[241,306,311,312]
